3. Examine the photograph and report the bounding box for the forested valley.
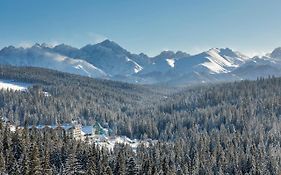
[1,66,281,174]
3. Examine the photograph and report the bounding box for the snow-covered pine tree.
[126,157,138,175]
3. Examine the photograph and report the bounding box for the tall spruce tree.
[126,157,138,175]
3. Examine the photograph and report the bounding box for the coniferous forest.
[1,66,281,174]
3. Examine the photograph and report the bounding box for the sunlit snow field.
[0,80,32,91]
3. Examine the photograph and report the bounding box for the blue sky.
[0,0,281,56]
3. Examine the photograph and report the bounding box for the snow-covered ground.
[0,80,32,91]
[93,135,156,151]
[42,91,51,97]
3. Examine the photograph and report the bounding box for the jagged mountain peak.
[205,47,236,57]
[0,45,17,52]
[175,51,190,58]
[153,50,189,62]
[270,47,281,58]
[159,50,175,55]
[204,47,249,64]
[31,43,42,48]
[98,39,118,46]
[54,43,76,49]
[154,51,175,59]
[1,40,280,86]
[207,47,220,52]
[53,44,79,52]
[30,43,54,49]
[0,46,20,56]
[89,39,123,50]
[97,39,129,53]
[207,47,238,56]
[81,39,129,55]
[139,52,148,57]
[52,44,80,58]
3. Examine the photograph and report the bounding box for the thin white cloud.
[188,46,211,55]
[48,41,60,48]
[88,33,108,44]
[241,50,269,58]
[18,41,33,48]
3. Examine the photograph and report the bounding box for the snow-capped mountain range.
[0,40,280,86]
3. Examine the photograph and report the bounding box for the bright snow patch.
[166,58,175,68]
[0,80,31,91]
[134,65,143,73]
[95,136,156,152]
[74,64,83,69]
[207,49,234,67]
[43,91,51,97]
[200,49,241,74]
[125,57,143,73]
[75,64,91,76]
[201,57,228,73]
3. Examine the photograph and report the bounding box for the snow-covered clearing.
[0,80,32,91]
[94,136,156,152]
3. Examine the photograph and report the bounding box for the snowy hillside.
[0,45,107,78]
[144,48,250,85]
[78,40,146,76]
[232,56,281,80]
[0,79,31,91]
[139,51,188,75]
[175,48,248,75]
